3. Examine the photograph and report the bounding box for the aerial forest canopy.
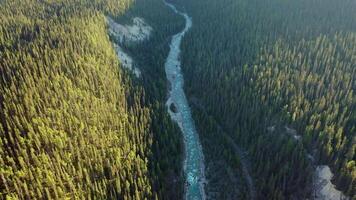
[0,0,184,199]
[176,0,356,199]
[0,0,355,199]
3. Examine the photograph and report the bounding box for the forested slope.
[175,0,356,199]
[0,0,184,199]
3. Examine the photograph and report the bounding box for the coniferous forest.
[0,0,355,199]
[176,0,355,199]
[0,0,184,199]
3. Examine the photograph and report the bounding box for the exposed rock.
[107,17,152,43]
[313,165,349,200]
[107,16,152,77]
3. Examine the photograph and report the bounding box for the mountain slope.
[0,0,183,199]
[176,0,356,198]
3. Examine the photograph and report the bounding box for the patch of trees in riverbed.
[176,0,356,199]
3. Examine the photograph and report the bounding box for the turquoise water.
[164,2,206,200]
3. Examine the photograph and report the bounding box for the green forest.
[0,0,355,199]
[176,0,355,199]
[0,0,185,199]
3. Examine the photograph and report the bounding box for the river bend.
[164,2,206,200]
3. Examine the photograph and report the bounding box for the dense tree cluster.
[175,0,356,199]
[0,0,184,199]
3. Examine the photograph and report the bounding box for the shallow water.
[164,2,206,200]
